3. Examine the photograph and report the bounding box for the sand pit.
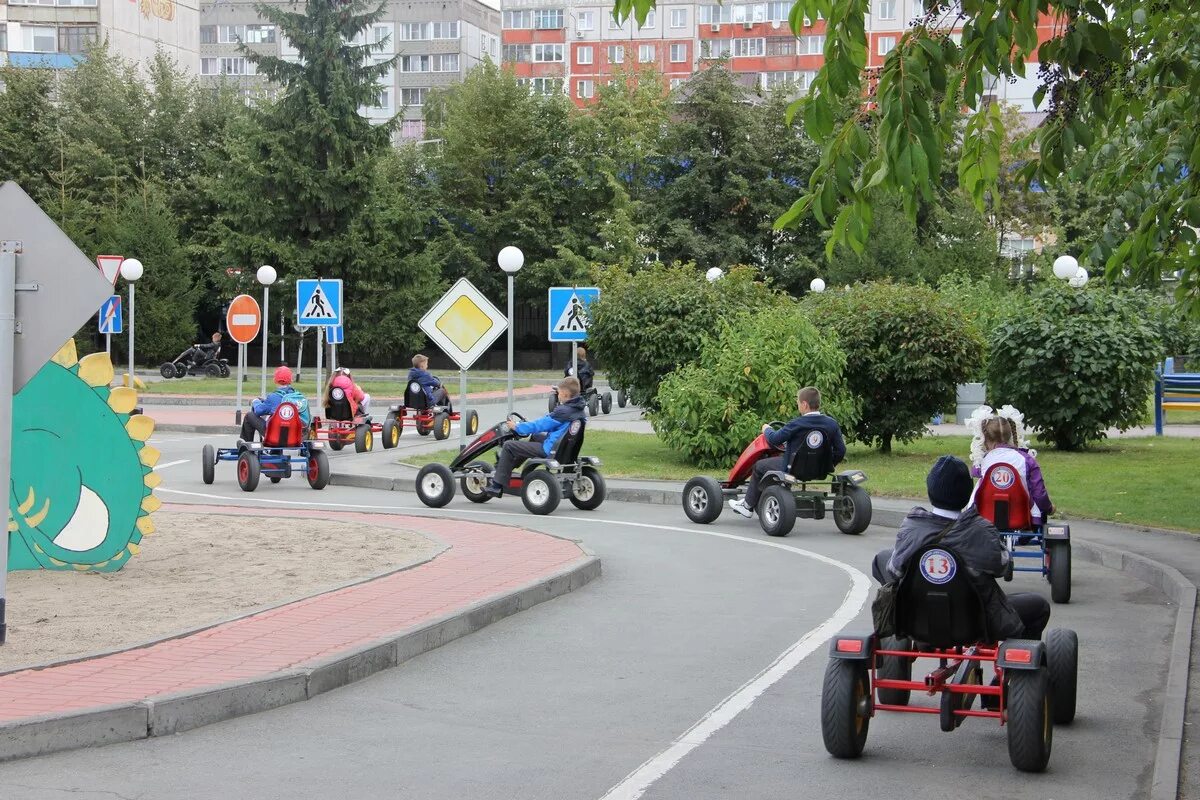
[0,510,441,672]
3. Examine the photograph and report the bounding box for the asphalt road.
[0,413,1178,800]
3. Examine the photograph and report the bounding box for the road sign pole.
[105,333,111,357]
[0,241,18,643]
[235,344,244,426]
[316,325,324,403]
[260,284,270,400]
[459,369,467,452]
[507,273,514,415]
[128,281,135,387]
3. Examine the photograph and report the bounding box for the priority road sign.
[226,294,262,345]
[419,278,508,371]
[548,287,599,342]
[98,295,123,334]
[327,324,344,345]
[96,255,123,286]
[296,279,342,327]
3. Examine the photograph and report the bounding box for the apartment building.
[198,0,501,140]
[1,0,198,71]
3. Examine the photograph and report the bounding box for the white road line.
[152,459,190,471]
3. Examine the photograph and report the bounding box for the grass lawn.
[139,377,544,396]
[411,431,1200,532]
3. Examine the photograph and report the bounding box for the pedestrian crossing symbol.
[296,278,343,327]
[548,287,599,342]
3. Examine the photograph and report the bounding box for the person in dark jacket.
[565,347,594,393]
[728,386,846,518]
[407,354,451,410]
[870,455,1050,640]
[486,377,587,497]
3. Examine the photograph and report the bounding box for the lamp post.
[498,246,524,414]
[810,277,826,293]
[257,265,277,398]
[120,258,144,387]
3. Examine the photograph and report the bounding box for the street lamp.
[257,265,277,398]
[810,277,826,293]
[498,245,524,414]
[1069,267,1089,288]
[1052,254,1079,281]
[119,258,144,386]
[705,267,724,282]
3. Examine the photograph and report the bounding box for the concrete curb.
[0,552,600,762]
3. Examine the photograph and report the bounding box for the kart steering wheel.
[765,420,786,430]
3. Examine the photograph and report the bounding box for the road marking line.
[152,459,190,471]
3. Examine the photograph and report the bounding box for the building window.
[0,26,6,52]
[669,43,687,62]
[200,26,217,45]
[878,36,896,55]
[669,77,684,90]
[698,4,732,24]
[577,79,594,99]
[607,45,624,64]
[733,3,767,23]
[401,87,428,107]
[766,2,789,21]
[638,44,656,63]
[221,57,252,75]
[797,34,824,54]
[200,58,217,75]
[218,25,245,44]
[399,23,430,40]
[733,38,764,57]
[503,44,531,63]
[244,24,276,44]
[533,9,564,29]
[765,37,793,56]
[519,77,563,95]
[607,13,629,32]
[58,25,97,54]
[371,87,391,110]
[400,54,430,72]
[577,45,593,65]
[56,0,99,7]
[432,21,459,39]
[577,11,594,30]
[432,53,459,71]
[670,8,687,27]
[533,44,563,62]
[21,26,58,53]
[700,39,731,59]
[8,0,56,6]
[878,0,896,20]
[503,10,532,29]
[639,10,656,28]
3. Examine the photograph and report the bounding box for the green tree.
[0,65,60,204]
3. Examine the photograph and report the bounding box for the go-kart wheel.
[1045,628,1078,724]
[758,485,797,537]
[270,476,282,484]
[587,395,599,417]
[329,436,345,451]
[1047,541,1071,604]
[939,662,980,731]
[617,388,627,408]
[820,659,870,759]
[382,417,400,448]
[1005,667,1053,772]
[236,450,261,492]
[354,424,373,453]
[466,409,479,435]
[875,636,912,706]
[834,485,872,535]
[433,412,451,441]
[682,476,724,524]
[548,392,558,413]
[416,463,455,508]
[568,466,606,510]
[205,362,223,377]
[160,363,176,379]
[174,362,188,378]
[307,448,330,490]
[601,392,612,414]
[201,444,215,485]
[461,461,494,503]
[417,417,432,436]
[522,469,562,515]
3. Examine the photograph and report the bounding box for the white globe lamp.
[1069,267,1089,288]
[1052,254,1078,281]
[705,267,724,282]
[810,277,826,293]
[119,258,144,282]
[498,246,524,274]
[256,264,277,286]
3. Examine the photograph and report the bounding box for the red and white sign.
[226,294,262,345]
[97,255,124,286]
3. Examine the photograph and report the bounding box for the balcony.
[7,52,85,69]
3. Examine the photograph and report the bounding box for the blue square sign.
[296,279,342,327]
[327,324,344,345]
[548,287,599,342]
[98,295,123,335]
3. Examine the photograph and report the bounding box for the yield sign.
[226,294,262,345]
[97,255,123,285]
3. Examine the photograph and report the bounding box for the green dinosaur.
[6,341,159,572]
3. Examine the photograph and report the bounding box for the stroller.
[160,342,230,379]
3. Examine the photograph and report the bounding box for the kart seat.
[786,429,835,482]
[975,461,1033,531]
[894,544,990,648]
[262,401,305,448]
[404,381,431,412]
[325,386,354,422]
[552,418,586,465]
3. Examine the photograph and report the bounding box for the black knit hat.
[926,455,973,512]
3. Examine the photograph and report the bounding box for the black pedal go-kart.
[415,413,605,515]
[548,384,613,416]
[160,344,230,379]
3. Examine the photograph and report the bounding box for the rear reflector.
[1006,648,1032,664]
[836,639,863,654]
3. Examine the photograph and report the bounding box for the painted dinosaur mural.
[6,341,159,572]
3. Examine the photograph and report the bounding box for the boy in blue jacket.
[729,386,846,518]
[240,366,311,443]
[486,377,587,497]
[407,354,451,410]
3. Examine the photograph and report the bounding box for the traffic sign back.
[98,295,123,335]
[226,294,262,344]
[548,287,599,342]
[296,279,342,327]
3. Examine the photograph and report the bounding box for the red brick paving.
[0,504,586,723]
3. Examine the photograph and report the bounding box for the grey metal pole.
[507,273,514,415]
[260,285,269,400]
[128,281,135,387]
[279,310,284,363]
[459,368,466,452]
[315,325,324,402]
[106,333,111,357]
[0,240,18,643]
[235,344,244,425]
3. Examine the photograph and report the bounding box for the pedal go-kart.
[159,344,230,379]
[681,421,871,536]
[548,384,612,416]
[397,382,478,441]
[976,460,1072,604]
[307,386,401,453]
[415,413,605,515]
[822,544,1078,773]
[201,401,330,492]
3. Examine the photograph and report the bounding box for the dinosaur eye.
[51,486,110,553]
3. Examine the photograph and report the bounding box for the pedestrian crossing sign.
[296,278,342,327]
[548,287,599,342]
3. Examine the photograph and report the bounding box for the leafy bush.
[987,286,1162,450]
[935,271,1029,379]
[587,262,783,410]
[651,303,859,467]
[805,282,984,453]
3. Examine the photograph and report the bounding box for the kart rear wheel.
[201,444,215,485]
[940,661,980,731]
[617,388,627,408]
[174,362,188,378]
[433,412,451,441]
[601,392,612,414]
[587,395,599,417]
[1046,628,1078,724]
[236,451,260,492]
[1047,540,1071,604]
[759,485,797,537]
[834,485,872,535]
[355,424,373,453]
[329,436,345,451]
[461,462,494,503]
[568,466,606,510]
[820,659,870,759]
[270,476,282,484]
[875,636,912,706]
[382,417,400,449]
[307,449,330,490]
[205,362,222,377]
[1006,667,1053,772]
[682,476,724,524]
[466,409,479,435]
[417,417,432,436]
[160,363,176,379]
[416,463,455,508]
[522,469,562,515]
[548,392,558,413]
[218,363,231,378]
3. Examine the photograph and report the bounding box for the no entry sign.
[226,294,262,344]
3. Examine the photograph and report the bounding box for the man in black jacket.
[729,386,846,518]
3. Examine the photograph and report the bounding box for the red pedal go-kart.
[822,544,1078,772]
[415,413,604,515]
[308,385,401,453]
[681,421,872,536]
[397,381,479,441]
[201,401,330,492]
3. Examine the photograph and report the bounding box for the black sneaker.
[484,481,503,498]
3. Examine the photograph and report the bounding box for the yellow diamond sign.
[418,278,508,370]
